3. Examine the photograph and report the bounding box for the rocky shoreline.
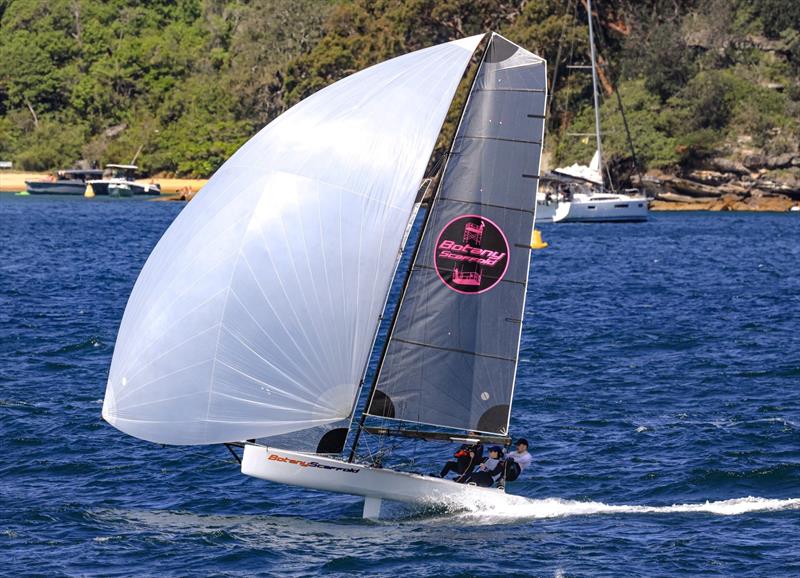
[639,154,800,212]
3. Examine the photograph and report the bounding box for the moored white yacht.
[536,0,649,224]
[536,152,649,223]
[554,191,648,222]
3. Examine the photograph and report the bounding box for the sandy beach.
[0,171,208,196]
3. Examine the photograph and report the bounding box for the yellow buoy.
[530,228,548,249]
[84,183,95,198]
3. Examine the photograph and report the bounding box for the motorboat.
[87,164,160,196]
[25,168,103,195]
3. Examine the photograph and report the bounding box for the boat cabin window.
[614,203,629,208]
[56,169,103,182]
[587,205,596,209]
[104,165,138,181]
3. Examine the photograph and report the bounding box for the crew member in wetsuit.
[464,446,505,487]
[436,440,483,480]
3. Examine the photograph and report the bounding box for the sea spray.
[427,494,800,525]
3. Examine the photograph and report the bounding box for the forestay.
[366,34,547,436]
[102,35,484,446]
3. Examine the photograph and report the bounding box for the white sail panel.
[103,35,484,445]
[553,150,603,185]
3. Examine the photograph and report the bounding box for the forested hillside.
[0,0,332,175]
[1,0,799,193]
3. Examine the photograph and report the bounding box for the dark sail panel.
[366,34,547,435]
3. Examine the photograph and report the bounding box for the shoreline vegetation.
[1,0,799,212]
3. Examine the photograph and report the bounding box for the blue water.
[1,195,798,577]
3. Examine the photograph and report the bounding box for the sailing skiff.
[102,32,547,519]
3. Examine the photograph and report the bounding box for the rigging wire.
[555,0,580,167]
[547,0,576,121]
[588,1,646,192]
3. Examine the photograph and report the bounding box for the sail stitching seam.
[460,135,543,146]
[391,337,518,363]
[438,197,536,214]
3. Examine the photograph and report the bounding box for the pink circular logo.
[433,214,510,294]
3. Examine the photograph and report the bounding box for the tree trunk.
[72,0,82,46]
[24,98,39,128]
[596,55,614,96]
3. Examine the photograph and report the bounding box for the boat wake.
[428,494,800,524]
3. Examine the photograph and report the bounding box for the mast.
[586,0,604,187]
[347,36,490,463]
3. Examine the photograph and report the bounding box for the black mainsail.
[363,34,547,438]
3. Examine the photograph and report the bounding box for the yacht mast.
[586,0,604,187]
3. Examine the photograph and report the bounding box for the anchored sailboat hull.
[536,192,649,223]
[240,444,502,518]
[554,196,649,223]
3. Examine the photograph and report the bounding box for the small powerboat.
[26,169,104,195]
[87,164,160,196]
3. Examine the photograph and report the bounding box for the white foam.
[435,494,800,524]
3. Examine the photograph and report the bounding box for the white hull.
[88,178,161,196]
[536,193,649,223]
[535,199,557,223]
[556,195,649,222]
[241,444,503,518]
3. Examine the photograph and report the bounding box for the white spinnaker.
[103,35,484,445]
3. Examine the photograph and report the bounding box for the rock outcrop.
[640,151,800,212]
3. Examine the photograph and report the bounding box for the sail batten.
[365,34,547,436]
[103,35,485,446]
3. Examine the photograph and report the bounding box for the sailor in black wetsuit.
[464,446,505,487]
[436,441,483,481]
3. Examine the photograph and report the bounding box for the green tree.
[756,0,800,37]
